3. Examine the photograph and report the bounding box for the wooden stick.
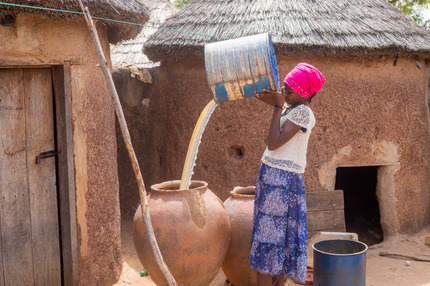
[380,251,430,262]
[77,1,177,285]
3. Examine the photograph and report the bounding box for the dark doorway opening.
[335,166,383,246]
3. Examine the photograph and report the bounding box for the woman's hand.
[256,89,285,106]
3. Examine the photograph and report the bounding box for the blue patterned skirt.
[250,163,308,283]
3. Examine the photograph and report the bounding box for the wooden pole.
[77,2,177,285]
[380,251,430,263]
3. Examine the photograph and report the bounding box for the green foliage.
[172,0,190,8]
[388,0,430,30]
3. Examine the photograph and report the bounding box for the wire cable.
[0,1,230,40]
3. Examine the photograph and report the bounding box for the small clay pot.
[133,180,231,286]
[222,186,257,286]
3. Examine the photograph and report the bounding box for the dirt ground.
[114,219,430,286]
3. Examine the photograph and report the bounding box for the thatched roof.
[144,0,430,61]
[0,0,149,44]
[110,0,178,67]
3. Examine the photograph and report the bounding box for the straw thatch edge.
[0,0,150,44]
[144,43,430,62]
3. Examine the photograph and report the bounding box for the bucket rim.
[312,239,368,256]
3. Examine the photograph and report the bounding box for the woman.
[250,63,325,286]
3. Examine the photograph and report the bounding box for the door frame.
[52,63,79,286]
[0,62,79,286]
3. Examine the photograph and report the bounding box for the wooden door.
[0,68,62,286]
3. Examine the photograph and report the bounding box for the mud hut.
[0,1,148,285]
[132,0,430,245]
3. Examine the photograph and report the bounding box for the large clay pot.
[133,180,231,286]
[222,186,257,286]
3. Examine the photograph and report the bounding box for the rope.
[0,1,230,40]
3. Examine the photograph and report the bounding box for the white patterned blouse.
[261,104,315,174]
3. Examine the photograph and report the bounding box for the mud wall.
[302,56,430,235]
[0,15,122,285]
[113,66,168,218]
[119,55,430,235]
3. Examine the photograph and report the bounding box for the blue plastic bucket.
[204,33,280,103]
[313,240,368,286]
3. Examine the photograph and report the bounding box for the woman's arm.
[257,89,302,150]
[267,114,301,150]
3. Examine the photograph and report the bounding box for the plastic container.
[312,240,368,286]
[204,33,280,103]
[307,231,359,268]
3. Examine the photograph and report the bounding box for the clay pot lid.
[151,180,208,192]
[230,186,255,198]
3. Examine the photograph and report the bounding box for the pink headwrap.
[284,63,325,99]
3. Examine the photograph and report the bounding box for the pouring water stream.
[179,99,218,190]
